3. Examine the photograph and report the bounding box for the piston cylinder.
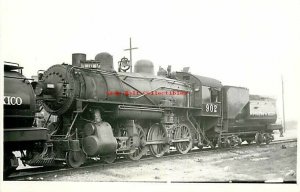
[82,122,117,156]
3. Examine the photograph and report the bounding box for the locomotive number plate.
[205,103,218,113]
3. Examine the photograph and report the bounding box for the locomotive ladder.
[65,104,88,139]
[218,90,225,138]
[187,111,212,146]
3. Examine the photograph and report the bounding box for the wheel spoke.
[127,124,147,161]
[147,123,168,157]
[175,124,193,154]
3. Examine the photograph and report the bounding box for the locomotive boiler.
[33,53,202,167]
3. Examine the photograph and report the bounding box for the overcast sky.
[1,0,299,122]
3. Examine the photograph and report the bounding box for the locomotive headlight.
[34,82,44,96]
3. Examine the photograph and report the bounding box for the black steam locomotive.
[3,53,282,173]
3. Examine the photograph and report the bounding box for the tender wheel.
[147,123,169,158]
[198,143,204,150]
[210,139,218,149]
[127,124,148,160]
[174,124,193,154]
[264,133,272,144]
[237,137,242,146]
[225,138,231,148]
[66,150,86,168]
[102,153,116,164]
[255,133,264,145]
[4,152,17,179]
[217,138,222,148]
[217,137,230,148]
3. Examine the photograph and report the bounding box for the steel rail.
[7,138,297,181]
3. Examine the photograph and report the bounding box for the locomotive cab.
[175,71,222,137]
[175,72,222,116]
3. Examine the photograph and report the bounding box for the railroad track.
[6,138,297,181]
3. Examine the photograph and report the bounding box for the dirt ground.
[32,138,297,182]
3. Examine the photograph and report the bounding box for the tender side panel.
[222,86,249,120]
[4,71,36,128]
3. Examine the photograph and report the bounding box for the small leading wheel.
[102,153,117,164]
[147,123,169,158]
[174,124,193,154]
[127,124,148,161]
[66,150,86,168]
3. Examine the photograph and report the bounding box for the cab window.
[210,88,219,102]
[202,86,211,103]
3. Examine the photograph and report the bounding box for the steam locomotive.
[3,53,282,173]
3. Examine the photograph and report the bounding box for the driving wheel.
[147,123,169,158]
[174,124,193,154]
[127,124,148,160]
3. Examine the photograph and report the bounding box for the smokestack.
[72,53,86,67]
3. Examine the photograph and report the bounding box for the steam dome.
[134,60,154,74]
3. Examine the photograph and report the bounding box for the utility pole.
[124,37,138,72]
[281,75,286,133]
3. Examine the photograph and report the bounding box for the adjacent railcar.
[3,62,48,176]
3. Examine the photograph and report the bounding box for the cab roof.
[4,63,23,72]
[194,75,222,88]
[176,71,222,88]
